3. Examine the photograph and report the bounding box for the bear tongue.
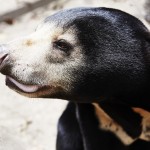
[7,76,39,93]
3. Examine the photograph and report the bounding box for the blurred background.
[0,0,150,150]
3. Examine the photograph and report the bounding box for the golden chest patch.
[133,108,150,141]
[93,103,150,145]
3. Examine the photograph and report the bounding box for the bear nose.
[0,45,9,67]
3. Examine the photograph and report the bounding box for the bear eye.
[53,39,72,52]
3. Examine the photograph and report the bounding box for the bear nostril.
[0,44,9,67]
[0,53,9,66]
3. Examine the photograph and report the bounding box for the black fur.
[45,8,150,104]
[70,8,150,103]
[57,102,150,150]
[1,7,150,150]
[55,8,150,150]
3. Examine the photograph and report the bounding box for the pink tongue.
[8,77,39,93]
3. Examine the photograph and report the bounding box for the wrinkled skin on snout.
[0,7,150,103]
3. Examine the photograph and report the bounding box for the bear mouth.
[6,76,42,93]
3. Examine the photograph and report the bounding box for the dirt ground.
[0,0,150,150]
